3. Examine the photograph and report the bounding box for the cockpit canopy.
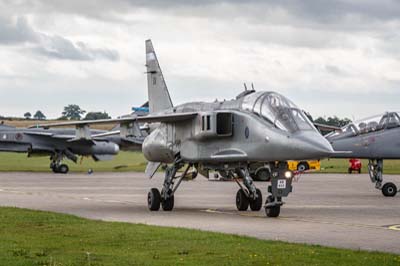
[241,91,315,133]
[326,112,400,140]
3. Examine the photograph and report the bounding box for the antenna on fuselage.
[244,83,248,91]
[251,83,255,90]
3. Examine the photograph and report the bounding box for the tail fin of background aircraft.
[145,39,173,113]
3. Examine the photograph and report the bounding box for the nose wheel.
[265,196,281,217]
[369,159,398,197]
[382,182,397,197]
[263,162,294,218]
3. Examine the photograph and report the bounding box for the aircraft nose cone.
[114,143,120,154]
[295,132,334,159]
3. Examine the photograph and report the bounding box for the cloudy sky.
[1,0,399,120]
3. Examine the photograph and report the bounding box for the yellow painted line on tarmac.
[204,209,399,232]
[388,225,400,231]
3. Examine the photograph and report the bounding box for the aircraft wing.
[24,131,54,137]
[29,112,197,143]
[137,112,197,123]
[24,131,98,145]
[28,118,135,129]
[31,112,198,128]
[25,131,77,140]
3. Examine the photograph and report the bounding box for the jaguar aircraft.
[326,112,400,197]
[0,121,144,174]
[37,40,334,217]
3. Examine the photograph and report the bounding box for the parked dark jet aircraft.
[0,122,144,174]
[37,40,334,217]
[325,112,400,197]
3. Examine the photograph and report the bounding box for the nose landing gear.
[265,195,281,217]
[382,182,397,197]
[368,159,398,197]
[264,162,293,218]
[233,163,293,217]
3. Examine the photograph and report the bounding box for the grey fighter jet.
[37,40,334,217]
[325,112,400,197]
[0,123,144,174]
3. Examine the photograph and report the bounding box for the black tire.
[249,188,263,211]
[382,182,397,197]
[358,169,361,174]
[255,168,271,182]
[191,171,198,179]
[51,165,59,173]
[161,195,174,211]
[148,188,161,211]
[236,189,249,211]
[297,162,309,172]
[265,196,280,217]
[348,168,352,174]
[58,164,69,174]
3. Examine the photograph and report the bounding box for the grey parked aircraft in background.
[0,121,144,174]
[325,112,400,197]
[37,40,334,217]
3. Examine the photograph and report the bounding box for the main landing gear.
[147,157,192,211]
[368,159,398,197]
[50,152,69,174]
[234,168,263,211]
[147,161,294,218]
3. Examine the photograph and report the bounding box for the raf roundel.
[245,127,250,139]
[15,133,23,141]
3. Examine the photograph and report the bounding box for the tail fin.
[145,39,173,113]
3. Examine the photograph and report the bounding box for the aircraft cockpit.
[326,112,400,140]
[242,91,315,133]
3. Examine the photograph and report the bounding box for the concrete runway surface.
[0,172,399,254]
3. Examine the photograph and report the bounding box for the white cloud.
[0,1,400,119]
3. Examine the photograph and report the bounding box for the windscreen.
[242,91,315,133]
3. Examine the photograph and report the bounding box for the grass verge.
[320,159,400,174]
[0,152,400,174]
[0,207,399,266]
[0,152,147,173]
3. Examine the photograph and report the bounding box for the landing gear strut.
[368,159,398,197]
[147,157,191,211]
[265,162,293,217]
[50,152,69,174]
[234,168,263,211]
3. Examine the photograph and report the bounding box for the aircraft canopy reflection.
[242,92,316,133]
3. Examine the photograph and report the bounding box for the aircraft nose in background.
[295,131,334,159]
[114,143,120,154]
